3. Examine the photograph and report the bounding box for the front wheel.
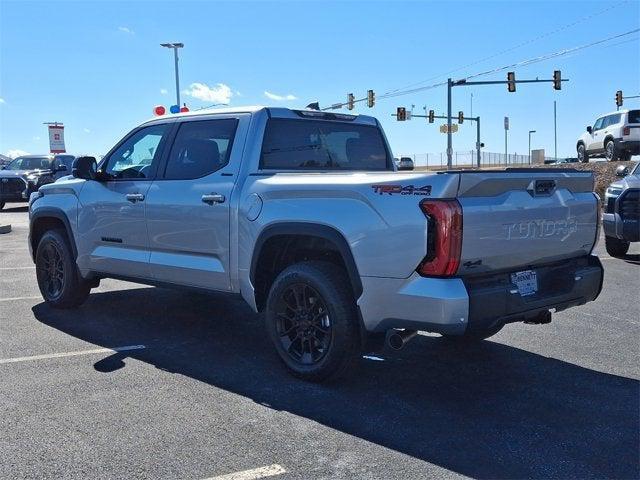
[35,229,91,309]
[605,235,630,257]
[265,261,360,382]
[577,144,589,163]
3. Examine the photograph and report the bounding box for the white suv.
[577,109,640,162]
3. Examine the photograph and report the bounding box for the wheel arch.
[30,208,77,262]
[250,222,362,311]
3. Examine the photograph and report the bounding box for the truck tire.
[605,235,630,257]
[442,324,503,343]
[35,229,91,309]
[577,143,589,163]
[265,261,360,382]
[605,140,618,161]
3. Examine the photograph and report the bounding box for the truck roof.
[141,105,378,126]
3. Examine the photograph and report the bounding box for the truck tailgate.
[455,170,598,276]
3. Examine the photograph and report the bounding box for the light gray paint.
[32,106,601,335]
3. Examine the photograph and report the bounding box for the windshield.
[5,156,53,171]
[260,119,392,171]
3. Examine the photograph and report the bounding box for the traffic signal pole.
[395,111,482,168]
[447,73,568,169]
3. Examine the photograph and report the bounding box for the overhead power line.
[383,0,629,96]
[323,27,639,110]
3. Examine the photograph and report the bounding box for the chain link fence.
[398,151,535,169]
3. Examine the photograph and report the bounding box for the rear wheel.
[577,143,588,163]
[605,235,630,257]
[35,229,91,308]
[265,261,360,382]
[442,324,503,343]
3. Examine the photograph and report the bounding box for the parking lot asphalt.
[0,203,638,480]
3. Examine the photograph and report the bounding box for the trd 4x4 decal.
[371,184,432,196]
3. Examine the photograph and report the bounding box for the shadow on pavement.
[33,287,640,479]
[0,205,28,213]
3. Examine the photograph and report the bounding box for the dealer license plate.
[510,270,538,297]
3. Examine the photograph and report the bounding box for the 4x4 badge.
[372,184,432,196]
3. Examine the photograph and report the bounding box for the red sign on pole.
[48,125,66,153]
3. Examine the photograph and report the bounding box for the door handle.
[201,193,225,205]
[125,193,145,203]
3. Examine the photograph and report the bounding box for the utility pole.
[476,117,481,168]
[447,78,453,168]
[160,42,184,108]
[554,100,557,162]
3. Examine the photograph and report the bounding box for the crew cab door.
[77,123,172,279]
[145,114,249,291]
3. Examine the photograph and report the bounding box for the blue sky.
[0,0,638,160]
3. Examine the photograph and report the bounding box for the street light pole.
[160,42,184,108]
[528,130,536,164]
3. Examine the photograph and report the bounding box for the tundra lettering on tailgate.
[504,218,578,240]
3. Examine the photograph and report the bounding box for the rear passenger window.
[164,119,238,180]
[604,114,621,127]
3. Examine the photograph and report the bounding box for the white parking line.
[0,296,42,303]
[0,266,35,270]
[203,464,286,480]
[0,344,146,365]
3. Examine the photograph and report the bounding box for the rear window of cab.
[260,119,392,171]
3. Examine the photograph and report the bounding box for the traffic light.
[616,90,623,107]
[428,109,434,123]
[507,71,516,92]
[347,93,355,110]
[367,90,375,108]
[553,70,562,90]
[397,107,406,121]
[458,111,464,124]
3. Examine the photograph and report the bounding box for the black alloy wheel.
[37,241,65,301]
[274,283,332,365]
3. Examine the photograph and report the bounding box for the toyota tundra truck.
[28,106,604,381]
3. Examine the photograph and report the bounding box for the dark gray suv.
[0,155,72,210]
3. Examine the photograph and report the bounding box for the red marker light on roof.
[180,105,189,113]
[153,105,166,116]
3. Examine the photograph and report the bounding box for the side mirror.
[398,157,414,171]
[586,126,593,134]
[72,156,97,180]
[616,165,629,177]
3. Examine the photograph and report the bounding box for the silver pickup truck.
[28,106,604,381]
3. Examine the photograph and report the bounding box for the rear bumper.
[613,138,640,155]
[357,255,603,335]
[463,255,603,332]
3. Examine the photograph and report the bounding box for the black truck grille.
[0,178,26,195]
[620,190,640,221]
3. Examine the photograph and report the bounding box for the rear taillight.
[623,126,631,136]
[417,199,462,277]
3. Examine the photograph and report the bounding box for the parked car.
[602,161,640,257]
[577,109,640,162]
[29,107,603,381]
[0,155,70,210]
